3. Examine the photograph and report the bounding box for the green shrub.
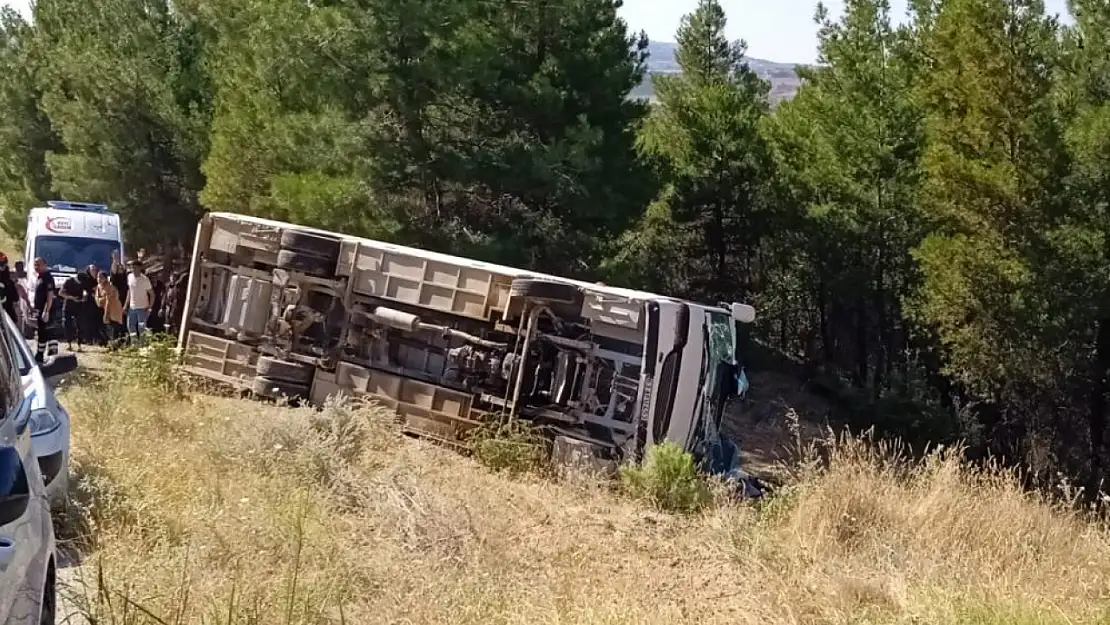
[620,442,711,513]
[113,333,183,397]
[470,419,548,476]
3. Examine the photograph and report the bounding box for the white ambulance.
[23,200,125,289]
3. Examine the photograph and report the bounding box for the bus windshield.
[688,308,741,450]
[33,236,121,275]
[702,311,738,433]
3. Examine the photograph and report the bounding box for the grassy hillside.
[51,348,1110,625]
[635,41,804,104]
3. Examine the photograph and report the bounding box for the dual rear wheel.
[275,229,342,278]
[254,228,343,402]
[251,355,313,402]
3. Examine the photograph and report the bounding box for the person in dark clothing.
[12,261,28,331]
[110,250,128,314]
[0,271,16,323]
[0,255,18,323]
[77,265,97,292]
[31,257,58,362]
[164,266,188,335]
[147,271,167,334]
[78,264,103,345]
[59,275,86,352]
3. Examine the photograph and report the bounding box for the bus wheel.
[250,375,310,403]
[509,278,580,304]
[277,250,335,278]
[280,229,342,259]
[256,356,314,384]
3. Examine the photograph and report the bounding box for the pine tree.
[623,0,772,303]
[1050,0,1110,488]
[764,0,925,398]
[33,0,212,247]
[908,0,1066,463]
[0,8,61,241]
[199,0,388,237]
[202,0,650,275]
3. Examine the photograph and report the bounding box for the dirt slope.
[41,350,1110,625]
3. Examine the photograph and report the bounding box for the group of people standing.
[0,249,189,361]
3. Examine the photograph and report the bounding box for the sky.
[2,0,1077,64]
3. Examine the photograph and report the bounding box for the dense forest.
[1,0,1108,492]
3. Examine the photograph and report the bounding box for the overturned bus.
[176,213,756,468]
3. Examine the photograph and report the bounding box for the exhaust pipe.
[360,306,421,332]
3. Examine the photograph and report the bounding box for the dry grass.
[54,354,1110,625]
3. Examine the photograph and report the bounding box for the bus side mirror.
[731,303,755,324]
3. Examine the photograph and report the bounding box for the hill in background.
[632,41,805,105]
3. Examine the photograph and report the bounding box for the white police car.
[0,314,57,624]
[1,311,74,511]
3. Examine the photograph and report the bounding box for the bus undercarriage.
[178,213,758,478]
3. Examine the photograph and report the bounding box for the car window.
[0,327,22,418]
[1,314,30,377]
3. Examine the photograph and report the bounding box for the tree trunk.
[711,201,726,301]
[855,297,868,389]
[874,297,886,396]
[1088,318,1110,497]
[818,277,832,365]
[874,250,886,397]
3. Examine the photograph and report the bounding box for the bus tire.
[251,376,310,402]
[256,356,314,384]
[280,229,342,260]
[509,278,580,304]
[276,249,334,278]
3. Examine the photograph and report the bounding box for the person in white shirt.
[126,259,155,345]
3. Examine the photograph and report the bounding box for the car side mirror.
[40,353,77,379]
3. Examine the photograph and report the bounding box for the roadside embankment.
[52,347,1110,625]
